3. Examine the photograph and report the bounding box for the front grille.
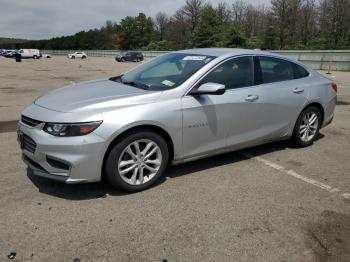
[21,115,42,127]
[23,134,37,153]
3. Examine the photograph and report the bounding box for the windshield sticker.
[161,80,175,87]
[183,56,207,61]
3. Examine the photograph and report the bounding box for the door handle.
[293,88,304,94]
[245,94,259,102]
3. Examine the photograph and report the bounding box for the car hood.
[34,79,161,113]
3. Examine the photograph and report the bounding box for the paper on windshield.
[183,56,207,61]
[161,80,175,87]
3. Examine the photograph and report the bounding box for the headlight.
[44,121,102,137]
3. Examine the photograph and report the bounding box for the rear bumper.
[322,116,333,128]
[321,95,336,128]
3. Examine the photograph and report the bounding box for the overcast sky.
[0,0,268,40]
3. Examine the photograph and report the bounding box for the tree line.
[4,0,350,50]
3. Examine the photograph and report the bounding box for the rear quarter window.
[259,56,294,84]
[292,63,310,79]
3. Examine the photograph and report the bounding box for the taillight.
[331,83,338,93]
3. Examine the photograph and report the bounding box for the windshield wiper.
[121,80,150,90]
[109,75,150,90]
[109,75,123,82]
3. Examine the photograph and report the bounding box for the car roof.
[174,48,284,59]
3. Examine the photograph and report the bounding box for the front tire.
[105,130,169,192]
[292,106,321,147]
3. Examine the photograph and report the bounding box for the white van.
[19,49,41,59]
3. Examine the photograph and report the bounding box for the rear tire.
[292,106,321,147]
[82,55,86,59]
[33,55,38,59]
[71,56,75,59]
[105,130,169,192]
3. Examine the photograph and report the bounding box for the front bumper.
[18,119,108,184]
[23,154,81,183]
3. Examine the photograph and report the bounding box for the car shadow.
[27,133,325,201]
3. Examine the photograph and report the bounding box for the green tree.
[118,16,138,49]
[145,40,168,50]
[118,13,154,50]
[220,23,247,48]
[192,5,222,47]
[262,17,277,50]
[246,36,263,49]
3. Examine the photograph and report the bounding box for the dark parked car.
[115,52,144,62]
[4,50,17,58]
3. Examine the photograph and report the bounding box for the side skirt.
[171,136,290,166]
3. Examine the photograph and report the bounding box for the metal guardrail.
[42,50,168,59]
[272,50,350,71]
[42,50,350,71]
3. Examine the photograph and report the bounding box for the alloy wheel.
[118,139,162,185]
[300,112,318,142]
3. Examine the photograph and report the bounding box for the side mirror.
[191,83,226,96]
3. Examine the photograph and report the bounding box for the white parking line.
[241,152,350,200]
[48,72,75,84]
[342,193,350,199]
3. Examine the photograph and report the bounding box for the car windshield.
[111,53,216,91]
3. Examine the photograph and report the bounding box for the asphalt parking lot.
[0,56,350,262]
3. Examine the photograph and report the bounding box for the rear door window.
[259,56,294,84]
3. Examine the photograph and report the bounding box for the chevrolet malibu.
[18,48,337,192]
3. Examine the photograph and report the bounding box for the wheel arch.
[302,102,325,125]
[290,101,325,137]
[101,124,175,179]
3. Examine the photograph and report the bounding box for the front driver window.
[199,56,254,90]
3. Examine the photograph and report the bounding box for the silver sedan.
[18,48,337,192]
